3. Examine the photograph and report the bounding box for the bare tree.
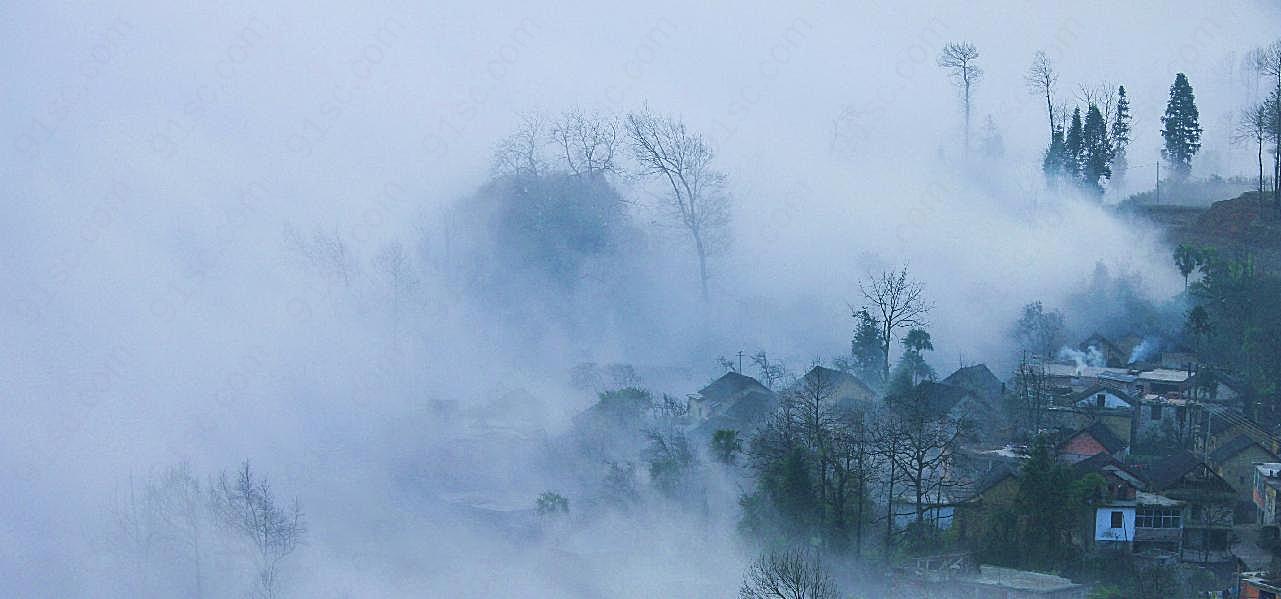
[626,107,730,301]
[109,463,208,598]
[752,351,791,390]
[739,548,842,599]
[1252,41,1281,201]
[209,461,306,599]
[871,415,908,559]
[1025,51,1058,138]
[1077,83,1118,125]
[550,109,621,176]
[888,395,964,530]
[374,241,420,340]
[858,267,933,382]
[938,42,983,154]
[1234,103,1270,194]
[150,463,207,599]
[829,409,878,556]
[111,473,161,596]
[492,112,549,177]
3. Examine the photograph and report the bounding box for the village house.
[942,363,1006,405]
[893,380,995,441]
[1253,463,1281,527]
[1072,383,1135,411]
[1132,395,1196,450]
[1072,454,1144,550]
[1138,451,1236,564]
[686,372,776,437]
[1205,405,1277,456]
[1057,421,1128,463]
[1039,362,1191,398]
[794,365,877,414]
[1209,434,1278,519]
[1065,385,1135,446]
[1242,572,1281,599]
[954,465,1021,545]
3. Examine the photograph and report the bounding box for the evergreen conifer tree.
[1081,104,1112,196]
[1110,85,1132,188]
[1161,73,1202,178]
[1042,126,1067,188]
[1063,107,1085,184]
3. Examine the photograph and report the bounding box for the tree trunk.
[1045,92,1054,139]
[963,78,972,157]
[884,460,896,561]
[694,233,709,303]
[1259,138,1265,195]
[855,473,865,558]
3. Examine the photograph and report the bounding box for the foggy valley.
[6,2,1281,597]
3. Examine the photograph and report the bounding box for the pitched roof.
[942,364,1005,401]
[962,464,1020,502]
[1058,421,1126,455]
[1070,452,1145,488]
[1071,383,1135,407]
[693,389,777,437]
[1210,434,1276,464]
[696,372,770,405]
[1142,451,1207,491]
[798,366,876,401]
[906,381,983,417]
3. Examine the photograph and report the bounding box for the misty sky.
[3,1,1281,596]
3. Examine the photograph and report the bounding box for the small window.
[1151,404,1163,420]
[1097,394,1106,407]
[1110,511,1124,529]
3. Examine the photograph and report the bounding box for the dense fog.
[4,1,1281,597]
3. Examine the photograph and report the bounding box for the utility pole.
[737,351,743,374]
[1155,160,1161,204]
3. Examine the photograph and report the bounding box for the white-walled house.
[1093,505,1137,544]
[1072,384,1135,410]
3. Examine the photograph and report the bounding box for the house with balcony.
[1138,451,1236,563]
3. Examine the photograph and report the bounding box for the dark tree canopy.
[1160,73,1202,177]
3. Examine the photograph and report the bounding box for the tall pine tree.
[1110,85,1132,189]
[1063,107,1085,184]
[1081,104,1112,196]
[1161,73,1202,178]
[1042,126,1068,189]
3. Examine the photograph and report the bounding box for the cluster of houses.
[680,332,1281,596]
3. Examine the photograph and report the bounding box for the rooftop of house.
[1071,383,1136,407]
[964,444,1028,461]
[894,381,984,418]
[692,372,771,406]
[961,463,1020,502]
[1135,491,1184,507]
[1242,572,1281,593]
[962,565,1082,592]
[692,388,777,437]
[1256,462,1281,480]
[1058,421,1127,456]
[795,365,877,409]
[1071,452,1145,489]
[1142,451,1210,491]
[1039,363,1190,384]
[1210,434,1275,465]
[941,363,1004,400]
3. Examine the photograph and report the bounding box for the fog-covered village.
[8,2,1281,598]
